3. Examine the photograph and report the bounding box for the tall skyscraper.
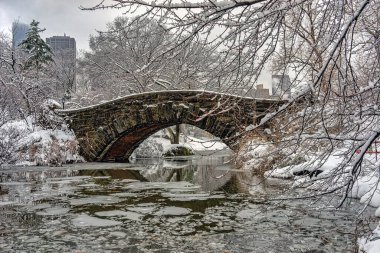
[12,21,30,48]
[272,74,291,99]
[46,35,77,95]
[46,35,76,53]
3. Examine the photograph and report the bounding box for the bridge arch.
[59,90,280,162]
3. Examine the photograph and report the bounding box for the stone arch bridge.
[58,90,283,162]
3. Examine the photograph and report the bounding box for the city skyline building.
[12,21,30,49]
[46,34,76,53]
[46,34,77,96]
[272,74,291,99]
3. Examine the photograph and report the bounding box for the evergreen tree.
[19,20,53,72]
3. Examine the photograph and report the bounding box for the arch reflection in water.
[130,124,231,160]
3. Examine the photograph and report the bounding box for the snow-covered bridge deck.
[58,90,282,162]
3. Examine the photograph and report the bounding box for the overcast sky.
[0,0,273,88]
[0,0,123,51]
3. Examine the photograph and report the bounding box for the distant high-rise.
[46,35,76,53]
[12,21,30,48]
[272,74,291,99]
[46,35,77,95]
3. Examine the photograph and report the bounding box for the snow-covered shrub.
[131,137,167,158]
[238,138,278,175]
[0,121,28,165]
[36,99,63,129]
[0,112,84,166]
[163,145,194,157]
[16,127,83,166]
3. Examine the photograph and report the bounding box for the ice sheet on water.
[95,210,131,216]
[110,192,139,197]
[124,181,200,191]
[36,207,70,216]
[95,210,144,221]
[109,231,126,238]
[120,179,140,183]
[0,201,17,206]
[127,204,158,214]
[154,206,191,216]
[72,214,122,227]
[69,195,121,206]
[93,176,111,179]
[47,180,80,185]
[28,203,52,210]
[0,182,32,185]
[236,209,260,219]
[77,183,98,187]
[48,176,90,182]
[161,192,225,201]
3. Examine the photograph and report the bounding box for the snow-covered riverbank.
[0,117,83,166]
[259,149,380,253]
[0,116,227,166]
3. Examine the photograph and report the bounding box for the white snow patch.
[264,167,293,179]
[359,223,380,253]
[0,115,84,166]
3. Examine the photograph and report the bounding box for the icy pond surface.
[0,153,376,252]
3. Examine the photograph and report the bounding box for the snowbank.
[264,154,345,180]
[0,116,83,166]
[238,141,278,176]
[358,224,380,253]
[262,149,380,253]
[131,133,228,159]
[183,135,226,152]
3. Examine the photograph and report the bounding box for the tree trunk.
[174,124,180,144]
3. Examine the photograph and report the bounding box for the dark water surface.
[0,154,375,252]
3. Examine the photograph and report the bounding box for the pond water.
[0,153,376,252]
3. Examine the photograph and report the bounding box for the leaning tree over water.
[81,0,380,204]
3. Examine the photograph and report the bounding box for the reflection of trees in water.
[217,172,264,194]
[0,209,42,230]
[139,157,253,193]
[0,185,7,195]
[0,169,80,206]
[0,170,79,182]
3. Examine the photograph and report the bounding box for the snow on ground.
[131,132,228,159]
[264,153,345,180]
[239,141,278,173]
[183,135,226,152]
[261,148,380,253]
[0,116,83,166]
[358,224,380,253]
